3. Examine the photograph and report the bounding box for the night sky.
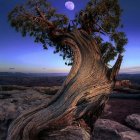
[0,0,140,73]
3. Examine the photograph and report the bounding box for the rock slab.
[93,119,140,140]
[125,114,140,131]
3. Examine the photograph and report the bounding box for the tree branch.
[35,5,54,27]
[96,23,114,35]
[109,54,123,81]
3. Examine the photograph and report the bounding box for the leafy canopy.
[9,0,127,65]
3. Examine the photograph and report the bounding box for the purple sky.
[0,0,140,73]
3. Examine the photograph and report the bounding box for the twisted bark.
[7,30,122,140]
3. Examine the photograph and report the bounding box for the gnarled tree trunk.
[7,30,122,140]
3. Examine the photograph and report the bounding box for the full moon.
[65,1,75,11]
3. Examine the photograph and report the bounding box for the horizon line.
[0,71,140,75]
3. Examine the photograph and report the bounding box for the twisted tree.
[7,0,127,139]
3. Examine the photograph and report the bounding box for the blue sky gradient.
[0,0,140,73]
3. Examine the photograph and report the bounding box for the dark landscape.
[0,72,140,139]
[1,72,140,86]
[0,72,67,87]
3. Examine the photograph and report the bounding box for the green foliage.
[8,0,69,49]
[76,0,122,33]
[75,0,127,63]
[8,0,127,65]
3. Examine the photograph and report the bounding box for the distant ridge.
[0,72,140,77]
[117,73,140,84]
[0,72,140,86]
[0,72,140,84]
[0,72,68,77]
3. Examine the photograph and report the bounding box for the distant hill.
[0,72,140,86]
[0,72,68,86]
[117,73,140,84]
[0,72,68,77]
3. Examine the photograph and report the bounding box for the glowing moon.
[65,1,75,11]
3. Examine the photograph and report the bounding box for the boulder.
[93,119,140,140]
[115,80,132,88]
[125,114,140,131]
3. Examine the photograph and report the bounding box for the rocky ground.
[0,85,140,140]
[102,99,140,124]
